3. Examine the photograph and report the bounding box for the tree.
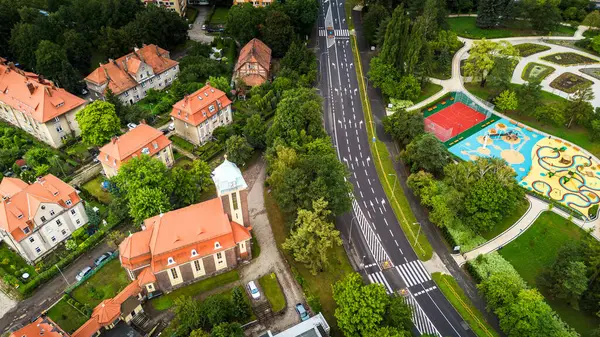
[373,326,409,337]
[533,104,566,126]
[85,204,101,233]
[61,29,92,73]
[243,114,267,149]
[283,198,342,274]
[9,23,44,70]
[76,101,121,146]
[107,196,130,226]
[0,0,20,58]
[403,133,451,176]
[382,109,425,147]
[170,167,199,209]
[368,57,403,98]
[174,296,208,336]
[210,322,243,337]
[476,0,512,28]
[549,261,588,307]
[363,5,390,45]
[35,40,80,92]
[280,41,317,82]
[517,80,542,115]
[487,57,516,93]
[208,76,231,95]
[565,87,595,128]
[226,136,254,167]
[231,286,251,321]
[261,10,295,57]
[522,0,562,32]
[112,155,173,198]
[190,329,211,337]
[494,90,518,112]
[591,119,600,141]
[333,273,389,337]
[384,296,413,331]
[463,39,518,87]
[122,5,188,51]
[203,295,233,327]
[24,148,53,169]
[226,4,265,45]
[583,11,600,28]
[106,230,126,249]
[128,187,171,225]
[478,271,526,311]
[283,0,319,35]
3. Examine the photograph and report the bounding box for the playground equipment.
[488,130,519,141]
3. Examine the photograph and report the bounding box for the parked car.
[127,123,137,130]
[162,129,169,135]
[94,252,113,267]
[168,123,175,131]
[75,266,93,282]
[202,24,207,30]
[295,303,309,321]
[247,281,261,300]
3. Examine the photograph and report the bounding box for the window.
[141,82,146,88]
[23,227,30,234]
[232,193,238,210]
[141,147,150,155]
[124,91,129,97]
[167,257,175,265]
[54,117,60,123]
[153,142,159,150]
[70,209,75,215]
[56,219,61,226]
[51,236,56,242]
[208,105,215,113]
[17,214,23,219]
[170,268,179,279]
[41,205,46,210]
[56,126,63,132]
[40,216,46,222]
[35,247,41,254]
[76,219,80,224]
[65,199,72,206]
[214,242,221,249]
[191,249,198,257]
[50,209,55,216]
[194,260,202,272]
[216,252,223,263]
[29,237,35,243]
[61,229,66,235]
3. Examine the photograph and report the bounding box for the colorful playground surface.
[448,118,600,219]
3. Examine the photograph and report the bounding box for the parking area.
[188,6,214,43]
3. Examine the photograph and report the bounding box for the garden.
[68,258,131,308]
[0,243,37,291]
[580,68,600,81]
[82,176,112,205]
[515,43,551,57]
[521,62,555,81]
[46,295,90,333]
[258,272,286,313]
[541,52,598,66]
[448,17,576,39]
[549,72,593,94]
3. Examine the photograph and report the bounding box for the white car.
[247,281,261,300]
[127,123,137,130]
[168,123,175,131]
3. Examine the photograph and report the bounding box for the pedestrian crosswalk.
[414,286,437,297]
[405,293,441,336]
[318,29,350,37]
[352,200,391,266]
[367,271,393,294]
[395,260,432,288]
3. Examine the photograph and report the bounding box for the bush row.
[524,189,585,220]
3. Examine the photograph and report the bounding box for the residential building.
[233,0,273,7]
[97,122,174,178]
[263,313,330,337]
[142,0,187,16]
[84,44,179,105]
[118,158,251,292]
[9,316,69,337]
[0,60,86,148]
[170,84,232,146]
[0,175,88,264]
[234,38,271,87]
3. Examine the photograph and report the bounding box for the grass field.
[259,273,286,313]
[432,273,500,337]
[481,199,529,241]
[448,17,576,39]
[209,8,229,25]
[265,191,353,336]
[46,297,89,333]
[415,82,443,104]
[82,176,112,204]
[151,270,240,310]
[499,212,600,336]
[71,259,131,308]
[464,82,600,158]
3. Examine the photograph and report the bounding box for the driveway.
[188,6,214,44]
[0,242,113,333]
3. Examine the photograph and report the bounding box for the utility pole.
[56,264,70,286]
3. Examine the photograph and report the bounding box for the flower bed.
[541,52,598,66]
[515,43,551,57]
[549,72,593,94]
[521,62,555,81]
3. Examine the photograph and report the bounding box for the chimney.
[26,82,35,95]
[38,74,45,84]
[111,136,118,144]
[7,62,16,71]
[140,119,146,125]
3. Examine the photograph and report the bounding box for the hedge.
[64,252,118,294]
[524,189,585,220]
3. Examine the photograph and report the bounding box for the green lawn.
[65,142,91,162]
[186,7,198,22]
[265,191,353,336]
[151,269,240,310]
[499,212,600,336]
[259,273,286,313]
[448,17,576,39]
[46,297,90,333]
[209,7,229,25]
[70,259,131,308]
[251,233,261,258]
[174,157,193,169]
[82,176,112,204]
[481,199,529,241]
[170,135,196,152]
[415,82,443,104]
[432,273,500,337]
[464,82,600,158]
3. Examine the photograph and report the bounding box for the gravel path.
[0,291,16,320]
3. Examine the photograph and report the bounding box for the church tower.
[211,156,249,226]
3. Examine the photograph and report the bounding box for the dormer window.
[50,209,55,216]
[198,96,203,100]
[208,105,215,113]
[177,110,181,116]
[141,147,150,155]
[214,242,221,249]
[191,249,198,257]
[152,142,158,149]
[105,154,108,161]
[65,199,72,206]
[53,191,59,196]
[167,257,175,265]
[23,227,30,234]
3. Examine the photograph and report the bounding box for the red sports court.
[424,102,486,141]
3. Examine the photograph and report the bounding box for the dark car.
[295,303,309,321]
[94,252,113,267]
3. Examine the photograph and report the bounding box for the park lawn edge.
[431,272,500,337]
[350,36,433,261]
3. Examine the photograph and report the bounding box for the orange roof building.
[233,0,274,7]
[0,175,88,263]
[84,44,179,105]
[0,60,86,148]
[234,38,271,87]
[119,159,252,292]
[97,122,174,178]
[142,0,187,16]
[9,316,68,337]
[170,84,233,146]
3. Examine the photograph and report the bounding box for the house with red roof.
[97,122,174,178]
[0,59,86,148]
[234,39,271,87]
[9,316,69,337]
[84,44,179,105]
[118,158,251,292]
[0,174,88,263]
[170,84,232,146]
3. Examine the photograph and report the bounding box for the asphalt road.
[315,2,476,336]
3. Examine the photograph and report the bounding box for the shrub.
[466,252,521,283]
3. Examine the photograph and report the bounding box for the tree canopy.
[75,101,121,146]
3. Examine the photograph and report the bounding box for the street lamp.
[359,255,367,270]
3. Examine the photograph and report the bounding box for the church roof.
[211,158,248,196]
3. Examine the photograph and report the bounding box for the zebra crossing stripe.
[405,293,441,336]
[367,272,393,294]
[396,261,432,287]
[414,286,438,297]
[351,200,391,266]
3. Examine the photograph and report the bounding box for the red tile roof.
[234,38,271,74]
[97,123,171,170]
[0,61,85,123]
[71,317,102,337]
[0,175,81,242]
[85,44,178,95]
[9,317,67,337]
[136,267,156,286]
[120,198,251,273]
[170,84,232,126]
